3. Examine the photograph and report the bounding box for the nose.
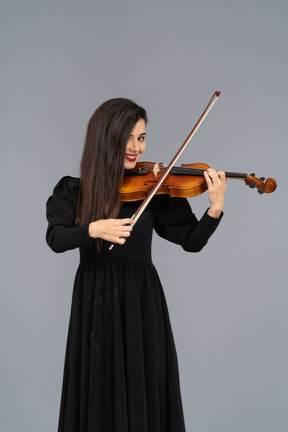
[127,137,139,153]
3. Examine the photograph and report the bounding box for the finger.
[121,224,133,232]
[206,168,218,177]
[208,170,223,185]
[120,218,135,227]
[204,170,216,186]
[218,170,226,182]
[204,170,212,182]
[119,229,131,238]
[112,236,126,245]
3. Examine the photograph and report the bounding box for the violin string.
[169,166,248,179]
[127,164,248,179]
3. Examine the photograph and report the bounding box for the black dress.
[46,176,222,432]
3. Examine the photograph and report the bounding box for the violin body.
[120,161,277,202]
[121,162,210,201]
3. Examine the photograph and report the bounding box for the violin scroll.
[245,174,277,194]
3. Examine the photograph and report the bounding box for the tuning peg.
[250,173,255,176]
[259,177,265,182]
[249,182,255,189]
[258,188,264,194]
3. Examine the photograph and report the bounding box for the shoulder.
[47,176,80,210]
[46,176,81,232]
[52,176,80,197]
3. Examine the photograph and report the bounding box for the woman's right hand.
[88,218,134,245]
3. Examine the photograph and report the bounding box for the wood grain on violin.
[121,162,277,201]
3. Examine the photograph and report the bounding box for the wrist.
[207,206,223,219]
[89,221,99,238]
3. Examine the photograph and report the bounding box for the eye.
[138,136,145,141]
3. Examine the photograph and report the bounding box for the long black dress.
[46,176,222,432]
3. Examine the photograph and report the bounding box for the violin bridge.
[153,163,160,177]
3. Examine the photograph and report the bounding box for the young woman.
[46,98,226,432]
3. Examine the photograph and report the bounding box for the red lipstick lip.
[125,154,138,161]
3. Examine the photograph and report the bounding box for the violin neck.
[170,166,248,180]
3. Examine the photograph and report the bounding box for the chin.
[124,157,140,170]
[124,161,137,170]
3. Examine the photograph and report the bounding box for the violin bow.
[109,90,221,249]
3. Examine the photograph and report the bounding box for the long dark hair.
[76,98,147,251]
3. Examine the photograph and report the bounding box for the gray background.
[1,0,287,431]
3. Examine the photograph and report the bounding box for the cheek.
[140,142,146,154]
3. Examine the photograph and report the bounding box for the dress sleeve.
[151,195,223,252]
[46,176,91,253]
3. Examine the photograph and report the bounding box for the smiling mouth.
[125,154,138,161]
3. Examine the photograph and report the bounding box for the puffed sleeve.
[46,176,91,253]
[151,195,223,252]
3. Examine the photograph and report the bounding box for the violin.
[110,91,277,249]
[121,161,277,202]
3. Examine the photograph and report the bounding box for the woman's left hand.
[204,168,226,219]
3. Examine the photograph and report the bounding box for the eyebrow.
[129,132,146,137]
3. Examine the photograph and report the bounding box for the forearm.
[182,209,223,252]
[46,224,91,253]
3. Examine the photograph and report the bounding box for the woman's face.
[124,118,146,169]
